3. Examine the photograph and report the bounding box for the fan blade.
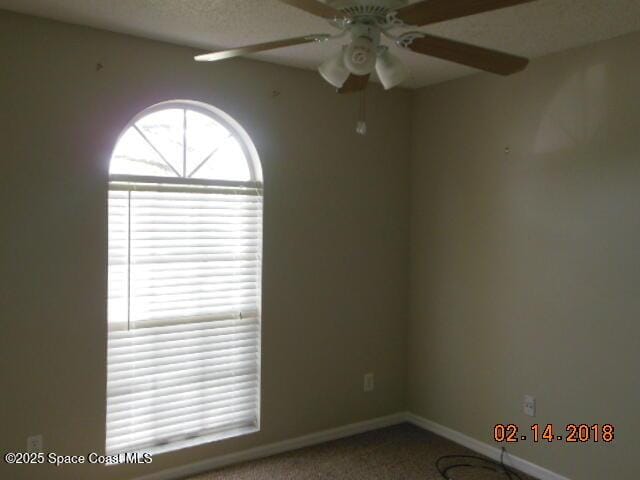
[338,74,370,94]
[277,0,347,19]
[195,34,328,62]
[394,0,537,26]
[398,33,528,75]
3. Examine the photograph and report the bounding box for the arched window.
[106,101,262,455]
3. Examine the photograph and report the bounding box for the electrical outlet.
[27,435,43,453]
[523,395,536,417]
[363,373,374,392]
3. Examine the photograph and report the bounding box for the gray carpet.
[189,423,536,479]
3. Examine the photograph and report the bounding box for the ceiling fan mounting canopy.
[195,0,536,94]
[326,0,409,24]
[326,0,409,10]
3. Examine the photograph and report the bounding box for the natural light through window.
[106,101,262,455]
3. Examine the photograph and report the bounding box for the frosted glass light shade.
[375,49,408,90]
[344,36,377,76]
[319,48,350,88]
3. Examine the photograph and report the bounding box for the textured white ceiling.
[2,0,640,88]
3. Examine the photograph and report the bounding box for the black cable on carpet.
[436,450,524,479]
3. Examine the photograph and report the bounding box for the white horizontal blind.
[106,185,262,454]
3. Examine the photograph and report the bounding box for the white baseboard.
[406,413,571,480]
[134,413,406,480]
[135,411,569,480]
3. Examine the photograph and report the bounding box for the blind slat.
[108,363,258,388]
[108,400,258,439]
[108,343,259,370]
[108,372,258,402]
[108,384,258,416]
[109,323,259,350]
[109,316,258,340]
[108,390,258,424]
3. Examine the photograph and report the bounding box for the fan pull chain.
[356,90,367,136]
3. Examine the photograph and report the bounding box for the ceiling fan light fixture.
[341,23,380,76]
[375,48,408,90]
[344,36,377,76]
[319,47,351,88]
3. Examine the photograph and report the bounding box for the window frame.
[106,100,263,456]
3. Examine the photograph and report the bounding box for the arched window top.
[110,100,261,184]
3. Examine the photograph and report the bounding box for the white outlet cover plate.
[523,395,536,417]
[364,373,375,392]
[27,435,43,453]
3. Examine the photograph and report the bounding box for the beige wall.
[409,30,640,479]
[0,11,411,480]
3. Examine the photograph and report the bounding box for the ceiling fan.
[195,0,536,93]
